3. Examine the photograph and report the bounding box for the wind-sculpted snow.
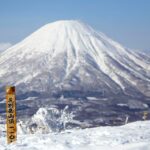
[17,106,75,134]
[0,121,150,150]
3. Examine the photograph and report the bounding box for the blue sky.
[0,0,150,51]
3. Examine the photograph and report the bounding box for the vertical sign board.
[6,86,17,144]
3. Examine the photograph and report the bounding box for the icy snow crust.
[0,121,150,150]
[0,20,149,97]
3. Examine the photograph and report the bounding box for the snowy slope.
[0,20,149,99]
[0,121,150,150]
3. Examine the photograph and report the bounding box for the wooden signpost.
[6,86,17,144]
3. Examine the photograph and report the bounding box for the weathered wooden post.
[6,86,17,144]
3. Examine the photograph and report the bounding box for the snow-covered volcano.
[0,20,149,99]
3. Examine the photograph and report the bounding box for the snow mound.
[0,121,150,150]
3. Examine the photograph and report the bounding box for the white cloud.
[0,43,12,52]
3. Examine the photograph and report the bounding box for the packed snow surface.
[0,121,150,150]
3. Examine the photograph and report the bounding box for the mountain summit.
[0,20,149,99]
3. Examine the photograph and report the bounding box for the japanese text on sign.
[6,86,17,144]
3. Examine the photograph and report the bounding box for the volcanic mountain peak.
[0,20,149,98]
[17,20,104,55]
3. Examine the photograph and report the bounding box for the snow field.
[0,121,150,150]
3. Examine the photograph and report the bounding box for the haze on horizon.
[0,0,150,52]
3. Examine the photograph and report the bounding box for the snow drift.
[0,120,150,150]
